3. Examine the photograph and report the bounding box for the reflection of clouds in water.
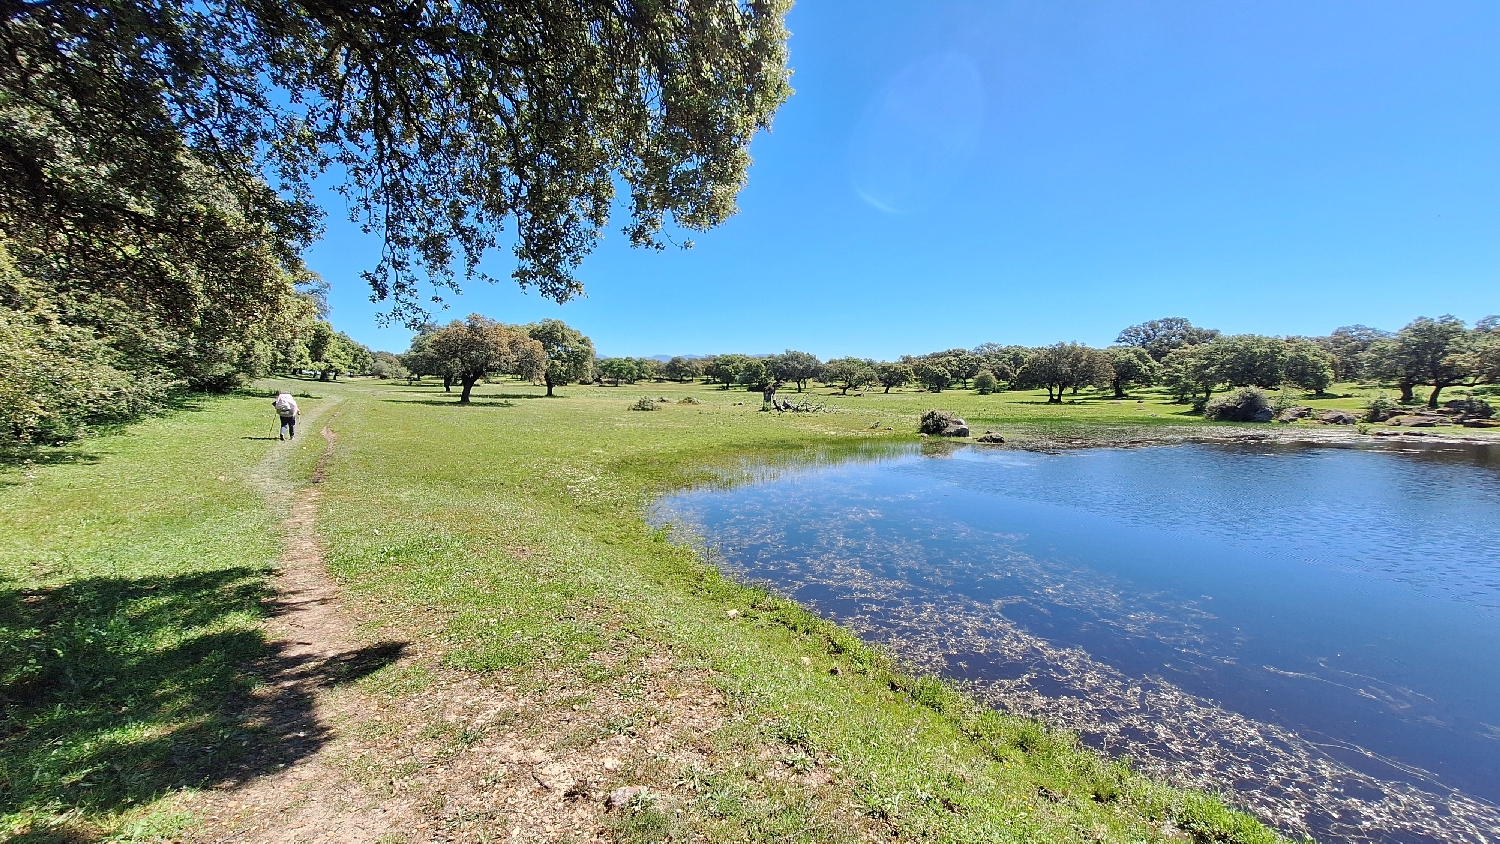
[848,53,984,214]
[654,494,1500,843]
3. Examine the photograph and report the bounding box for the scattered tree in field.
[974,370,998,394]
[973,343,1029,386]
[427,316,545,403]
[1161,345,1220,405]
[823,358,877,394]
[633,356,663,383]
[911,359,953,392]
[306,322,370,381]
[1469,320,1500,385]
[771,351,823,392]
[1318,325,1390,381]
[1207,335,1289,389]
[368,351,409,380]
[1019,343,1111,402]
[596,358,639,386]
[876,362,913,393]
[1105,347,1157,398]
[526,320,595,396]
[705,354,752,389]
[1282,340,1335,395]
[1368,316,1475,407]
[1117,318,1220,362]
[738,358,770,389]
[402,326,460,390]
[935,349,982,388]
[663,356,704,383]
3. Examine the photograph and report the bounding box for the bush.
[1364,395,1400,422]
[629,396,659,411]
[677,396,701,405]
[1203,387,1271,422]
[1448,395,1494,418]
[973,369,998,394]
[919,409,958,434]
[1,307,176,444]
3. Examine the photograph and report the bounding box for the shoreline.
[965,422,1500,453]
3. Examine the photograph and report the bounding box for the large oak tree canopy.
[1,0,793,325]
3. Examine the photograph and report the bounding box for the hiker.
[272,392,299,440]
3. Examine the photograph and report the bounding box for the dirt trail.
[183,400,850,844]
[187,406,420,842]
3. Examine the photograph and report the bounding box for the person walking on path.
[273,392,299,440]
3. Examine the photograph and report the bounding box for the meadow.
[3,375,1432,842]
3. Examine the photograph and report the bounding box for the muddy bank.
[960,422,1500,453]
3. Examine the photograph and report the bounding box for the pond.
[650,441,1500,843]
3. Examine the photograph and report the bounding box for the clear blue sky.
[311,0,1500,358]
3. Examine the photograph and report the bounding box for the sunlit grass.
[311,376,1284,842]
[0,375,1295,841]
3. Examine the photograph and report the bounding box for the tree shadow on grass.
[0,445,102,478]
[396,398,525,407]
[0,567,406,841]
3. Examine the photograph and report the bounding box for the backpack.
[273,395,296,415]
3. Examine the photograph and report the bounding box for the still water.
[651,441,1500,843]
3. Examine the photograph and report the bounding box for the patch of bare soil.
[182,420,880,844]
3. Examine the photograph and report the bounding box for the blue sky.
[311,0,1500,358]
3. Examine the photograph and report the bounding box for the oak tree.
[427,316,544,403]
[1116,318,1220,362]
[771,351,822,392]
[527,320,594,396]
[822,358,876,394]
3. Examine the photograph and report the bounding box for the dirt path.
[186,406,420,842]
[181,400,869,844]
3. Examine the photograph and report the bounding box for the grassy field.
[3,374,1425,842]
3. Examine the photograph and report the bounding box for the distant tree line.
[588,315,1498,410]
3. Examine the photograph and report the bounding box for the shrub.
[1450,395,1494,418]
[919,409,958,434]
[628,396,659,411]
[1203,387,1271,422]
[974,369,998,394]
[1364,395,1399,422]
[1,307,176,444]
[677,396,701,405]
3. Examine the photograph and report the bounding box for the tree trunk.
[1399,381,1414,403]
[1428,384,1445,408]
[884,385,891,394]
[459,376,477,403]
[443,373,453,392]
[1113,380,1125,399]
[546,378,555,397]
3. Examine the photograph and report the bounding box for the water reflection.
[652,441,1500,843]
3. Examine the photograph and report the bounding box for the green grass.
[0,391,406,842]
[0,375,1331,842]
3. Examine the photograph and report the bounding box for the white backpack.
[273,395,296,415]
